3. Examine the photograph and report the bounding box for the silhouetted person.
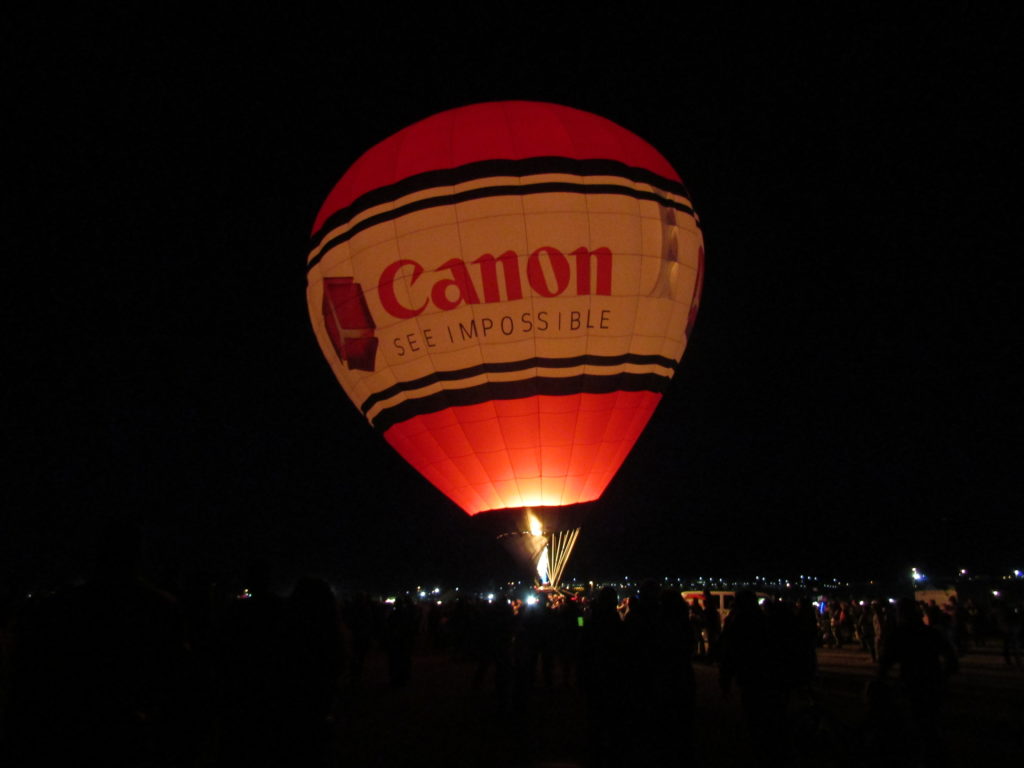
[994,598,1022,668]
[342,591,376,686]
[553,594,582,688]
[794,597,820,684]
[621,581,695,766]
[860,676,909,767]
[512,595,547,705]
[579,586,626,768]
[385,596,419,687]
[947,596,969,656]
[471,596,515,712]
[857,601,877,660]
[279,576,345,766]
[703,589,721,660]
[717,589,790,766]
[878,596,958,765]
[218,558,290,767]
[689,598,707,658]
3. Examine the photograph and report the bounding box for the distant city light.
[911,568,926,583]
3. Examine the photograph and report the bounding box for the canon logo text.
[378,246,613,319]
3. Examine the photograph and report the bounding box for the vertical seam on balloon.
[454,130,517,509]
[386,152,488,516]
[412,188,454,500]
[560,120,593,508]
[584,130,646,501]
[477,174,538,502]
[509,101,543,512]
[439,142,501,513]
[486,362,527,510]
[533,102,566,514]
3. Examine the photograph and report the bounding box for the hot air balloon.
[306,101,703,587]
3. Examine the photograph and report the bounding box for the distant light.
[384,597,396,605]
[436,600,442,605]
[433,587,441,594]
[1014,570,1022,578]
[911,568,926,583]
[526,595,539,606]
[960,569,968,575]
[487,593,495,602]
[992,590,1002,598]
[419,591,426,598]
[238,588,252,600]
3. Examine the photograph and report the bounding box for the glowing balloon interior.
[307,101,703,516]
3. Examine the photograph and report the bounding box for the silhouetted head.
[291,576,337,619]
[732,589,759,617]
[897,597,923,625]
[92,516,143,581]
[661,588,686,616]
[592,586,619,619]
[636,579,660,609]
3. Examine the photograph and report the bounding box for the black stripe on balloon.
[310,156,693,249]
[359,353,678,416]
[307,181,698,271]
[370,372,670,432]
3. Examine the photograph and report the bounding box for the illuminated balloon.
[307,101,703,520]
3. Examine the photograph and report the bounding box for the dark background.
[4,8,1019,592]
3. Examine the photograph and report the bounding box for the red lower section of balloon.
[382,390,662,515]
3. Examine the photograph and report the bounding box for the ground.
[332,643,1022,767]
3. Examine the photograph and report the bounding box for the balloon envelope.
[307,101,703,515]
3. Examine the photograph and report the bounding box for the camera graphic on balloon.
[321,277,378,372]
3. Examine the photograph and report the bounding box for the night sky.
[5,9,1019,592]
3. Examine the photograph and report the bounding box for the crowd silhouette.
[0,530,1019,767]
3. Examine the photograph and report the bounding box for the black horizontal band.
[361,353,677,416]
[307,181,697,272]
[310,156,692,251]
[371,371,671,432]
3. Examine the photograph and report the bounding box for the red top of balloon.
[313,101,682,234]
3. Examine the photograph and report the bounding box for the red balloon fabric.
[307,101,703,515]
